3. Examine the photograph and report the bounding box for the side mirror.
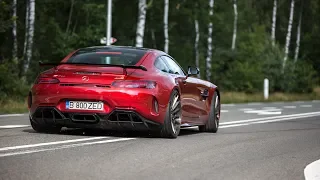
[187,66,200,77]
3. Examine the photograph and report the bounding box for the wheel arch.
[167,86,181,105]
[208,85,220,108]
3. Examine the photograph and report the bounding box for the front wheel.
[160,90,182,139]
[199,91,220,133]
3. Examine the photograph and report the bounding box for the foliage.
[0,0,319,103]
[0,62,30,102]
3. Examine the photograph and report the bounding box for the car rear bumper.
[29,85,169,124]
[30,106,162,131]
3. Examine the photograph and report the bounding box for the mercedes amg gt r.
[28,46,221,138]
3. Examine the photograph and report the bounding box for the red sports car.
[28,46,221,138]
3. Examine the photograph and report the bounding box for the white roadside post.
[264,78,269,100]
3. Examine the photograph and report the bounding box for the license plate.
[66,101,104,110]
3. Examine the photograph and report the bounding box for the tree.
[271,0,277,46]
[163,0,169,53]
[66,0,75,35]
[206,0,214,81]
[12,0,17,62]
[25,0,35,75]
[283,0,295,71]
[231,0,237,50]
[22,0,30,77]
[136,0,147,47]
[0,0,318,98]
[194,19,200,78]
[294,0,303,63]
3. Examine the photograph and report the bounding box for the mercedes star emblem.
[82,76,89,81]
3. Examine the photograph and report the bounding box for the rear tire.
[30,118,61,134]
[199,91,220,133]
[160,89,182,139]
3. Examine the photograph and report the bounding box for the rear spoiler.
[39,61,147,75]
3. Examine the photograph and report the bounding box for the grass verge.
[1,87,320,114]
[221,87,320,104]
[0,99,28,114]
[221,92,320,104]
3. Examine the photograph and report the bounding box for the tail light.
[111,80,156,89]
[35,77,60,84]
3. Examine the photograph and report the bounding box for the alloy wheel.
[170,92,181,134]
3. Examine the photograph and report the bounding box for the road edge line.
[0,114,27,118]
[0,138,135,158]
[0,136,110,151]
[220,111,320,125]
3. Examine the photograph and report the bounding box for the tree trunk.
[151,29,156,48]
[66,0,74,34]
[194,19,200,78]
[24,0,35,76]
[163,0,169,53]
[206,0,214,81]
[12,0,18,62]
[23,0,30,63]
[21,0,30,77]
[294,0,303,63]
[72,15,78,35]
[231,0,237,51]
[271,0,277,46]
[135,0,147,47]
[283,0,295,72]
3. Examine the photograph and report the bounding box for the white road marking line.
[0,137,109,151]
[262,107,277,109]
[220,113,320,129]
[0,138,135,158]
[222,104,235,107]
[304,159,320,180]
[243,109,282,115]
[247,111,282,115]
[300,105,312,108]
[283,106,296,108]
[247,103,262,105]
[272,102,284,104]
[312,100,320,103]
[0,125,30,129]
[239,108,282,115]
[221,110,229,113]
[238,108,254,111]
[0,114,26,117]
[220,111,320,125]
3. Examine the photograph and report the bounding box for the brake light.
[111,80,156,89]
[35,77,60,84]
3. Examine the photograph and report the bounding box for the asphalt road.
[0,100,320,180]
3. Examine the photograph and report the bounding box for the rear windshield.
[66,47,147,66]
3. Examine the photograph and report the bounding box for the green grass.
[0,99,28,114]
[221,87,320,104]
[1,87,320,114]
[221,92,320,104]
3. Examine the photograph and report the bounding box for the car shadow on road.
[23,127,201,139]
